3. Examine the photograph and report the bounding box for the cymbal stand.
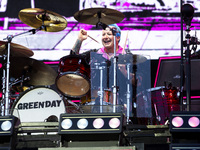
[126,63,131,123]
[96,21,118,113]
[3,35,11,116]
[97,65,106,113]
[1,56,6,116]
[2,25,45,116]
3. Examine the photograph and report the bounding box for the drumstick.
[88,35,100,44]
[123,30,129,54]
[81,29,99,44]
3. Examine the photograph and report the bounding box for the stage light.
[93,118,104,129]
[58,113,123,134]
[188,117,200,128]
[170,111,200,132]
[171,116,184,128]
[1,120,12,131]
[61,119,72,130]
[77,118,88,129]
[0,115,17,136]
[109,117,120,129]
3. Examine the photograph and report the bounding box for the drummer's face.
[102,27,119,51]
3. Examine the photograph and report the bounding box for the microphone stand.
[112,34,118,113]
[181,3,194,111]
[126,63,131,123]
[185,24,191,111]
[96,22,119,113]
[2,25,45,116]
[180,0,184,111]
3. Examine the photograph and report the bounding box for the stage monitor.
[154,56,200,94]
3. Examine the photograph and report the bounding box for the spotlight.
[1,120,12,131]
[61,119,72,130]
[77,118,88,129]
[170,111,200,132]
[109,118,121,129]
[0,115,17,136]
[93,118,104,129]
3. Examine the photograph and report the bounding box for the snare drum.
[11,86,66,123]
[56,55,90,98]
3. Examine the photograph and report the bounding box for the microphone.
[96,22,119,36]
[181,4,194,26]
[96,22,108,30]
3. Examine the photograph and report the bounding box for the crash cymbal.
[117,53,147,65]
[0,41,34,57]
[74,8,125,25]
[10,57,57,86]
[19,8,67,32]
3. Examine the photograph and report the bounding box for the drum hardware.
[18,8,67,32]
[96,63,106,113]
[125,63,131,124]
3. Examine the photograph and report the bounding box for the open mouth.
[103,40,111,44]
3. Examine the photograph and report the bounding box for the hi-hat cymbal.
[19,8,67,32]
[10,57,57,86]
[74,8,125,25]
[0,41,34,57]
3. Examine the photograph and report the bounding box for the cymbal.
[10,57,57,86]
[0,41,34,57]
[74,8,125,25]
[19,8,67,32]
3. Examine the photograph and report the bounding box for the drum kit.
[0,7,176,124]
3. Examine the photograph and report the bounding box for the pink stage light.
[172,116,184,128]
[188,117,200,128]
[93,118,104,129]
[109,118,121,129]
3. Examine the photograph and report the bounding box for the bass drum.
[56,55,90,98]
[11,86,66,123]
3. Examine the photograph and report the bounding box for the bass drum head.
[11,86,66,123]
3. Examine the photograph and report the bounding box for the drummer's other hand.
[78,29,88,41]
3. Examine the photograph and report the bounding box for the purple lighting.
[188,117,200,128]
[172,116,184,127]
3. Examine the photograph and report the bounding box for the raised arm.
[71,29,88,54]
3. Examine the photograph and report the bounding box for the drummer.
[70,24,138,104]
